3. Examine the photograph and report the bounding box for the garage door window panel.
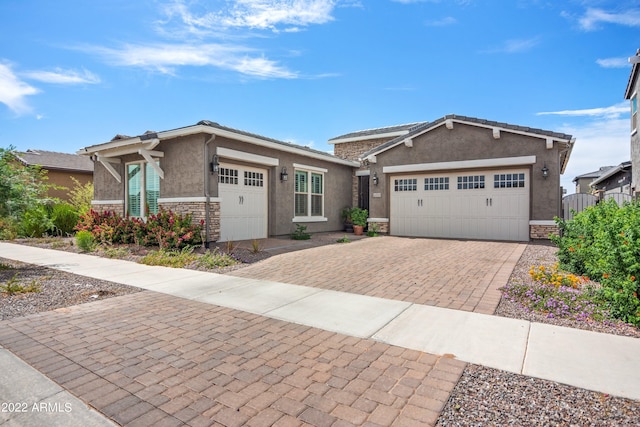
[425,177,449,191]
[494,173,525,188]
[219,168,239,184]
[394,178,417,191]
[457,175,485,190]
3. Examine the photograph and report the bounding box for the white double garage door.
[390,169,530,241]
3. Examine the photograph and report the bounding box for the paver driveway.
[231,237,526,315]
[0,291,465,426]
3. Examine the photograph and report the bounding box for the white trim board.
[158,197,222,203]
[217,147,279,167]
[383,156,536,174]
[293,163,328,173]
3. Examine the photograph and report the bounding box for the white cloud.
[579,7,640,31]
[596,57,632,68]
[537,102,628,120]
[537,103,632,191]
[90,43,297,78]
[0,63,39,115]
[559,117,630,192]
[161,0,338,33]
[480,37,541,54]
[425,16,457,27]
[23,68,101,85]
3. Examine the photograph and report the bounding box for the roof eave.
[80,124,359,167]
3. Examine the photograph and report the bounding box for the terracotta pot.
[353,225,364,235]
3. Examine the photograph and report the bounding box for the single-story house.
[79,114,574,243]
[572,166,615,194]
[590,161,632,201]
[16,149,94,201]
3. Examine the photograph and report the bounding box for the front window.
[127,161,159,218]
[295,170,324,217]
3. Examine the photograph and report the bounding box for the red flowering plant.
[75,208,202,249]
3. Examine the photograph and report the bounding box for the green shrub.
[291,224,311,240]
[75,230,96,252]
[51,203,79,236]
[551,199,640,325]
[197,248,238,269]
[66,177,93,215]
[20,205,53,237]
[350,208,368,227]
[140,247,198,268]
[0,274,41,295]
[337,235,350,243]
[0,216,19,240]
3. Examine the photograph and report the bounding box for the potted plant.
[351,208,368,235]
[341,207,354,233]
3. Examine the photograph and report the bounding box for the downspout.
[204,134,216,248]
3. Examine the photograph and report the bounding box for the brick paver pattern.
[0,291,466,426]
[232,237,525,315]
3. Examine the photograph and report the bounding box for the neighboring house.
[80,114,574,243]
[626,48,639,197]
[16,149,94,201]
[572,166,615,194]
[590,161,632,201]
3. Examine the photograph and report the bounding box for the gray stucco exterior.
[83,115,573,243]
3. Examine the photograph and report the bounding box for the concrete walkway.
[1,242,639,424]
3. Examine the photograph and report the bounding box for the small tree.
[66,177,94,215]
[0,146,52,220]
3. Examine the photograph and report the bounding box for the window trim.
[293,168,327,222]
[125,160,160,219]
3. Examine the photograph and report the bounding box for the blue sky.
[1,0,639,192]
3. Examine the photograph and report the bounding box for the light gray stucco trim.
[382,156,537,174]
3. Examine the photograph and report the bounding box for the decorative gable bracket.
[97,156,122,183]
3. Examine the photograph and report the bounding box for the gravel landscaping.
[0,257,140,320]
[437,241,640,426]
[2,238,640,426]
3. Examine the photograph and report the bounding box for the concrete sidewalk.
[1,242,639,410]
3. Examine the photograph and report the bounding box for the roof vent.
[197,120,219,127]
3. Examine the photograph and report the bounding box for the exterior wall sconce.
[210,154,219,174]
[541,164,549,179]
[372,172,379,186]
[280,166,288,181]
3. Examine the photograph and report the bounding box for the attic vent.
[111,134,131,141]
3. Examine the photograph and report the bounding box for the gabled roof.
[328,122,428,144]
[572,166,615,183]
[590,161,632,187]
[360,114,575,173]
[16,149,93,173]
[79,120,359,167]
[625,49,640,100]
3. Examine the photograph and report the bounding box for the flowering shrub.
[75,209,203,249]
[528,264,585,289]
[551,199,640,325]
[503,266,608,322]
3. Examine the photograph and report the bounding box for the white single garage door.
[218,163,268,242]
[390,169,529,241]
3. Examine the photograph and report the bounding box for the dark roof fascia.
[79,120,359,167]
[328,122,428,143]
[361,114,575,160]
[625,49,640,100]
